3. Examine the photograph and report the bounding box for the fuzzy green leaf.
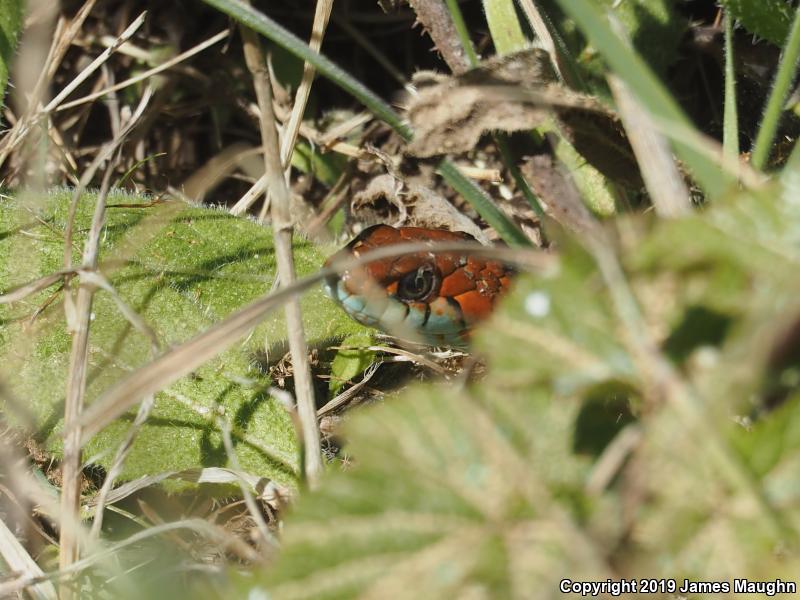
[248,178,800,599]
[0,192,370,486]
[260,385,605,599]
[720,0,794,46]
[328,331,376,397]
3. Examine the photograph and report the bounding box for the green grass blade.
[751,7,800,171]
[205,0,529,245]
[723,14,740,160]
[201,0,412,140]
[437,159,532,246]
[551,0,733,198]
[445,0,479,65]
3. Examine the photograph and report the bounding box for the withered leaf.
[350,174,490,244]
[405,48,641,187]
[520,153,599,234]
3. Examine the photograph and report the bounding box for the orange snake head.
[323,224,514,347]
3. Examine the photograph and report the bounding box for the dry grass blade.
[0,517,57,600]
[609,75,691,217]
[57,29,230,112]
[0,270,74,304]
[15,520,259,589]
[317,362,381,416]
[0,11,146,172]
[43,12,146,114]
[220,420,276,550]
[231,0,333,217]
[88,395,155,539]
[516,0,560,75]
[280,0,332,177]
[0,0,84,170]
[240,7,323,487]
[75,241,553,445]
[58,89,153,588]
[63,86,154,272]
[59,161,117,588]
[83,468,289,512]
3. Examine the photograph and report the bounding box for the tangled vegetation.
[1,0,800,598]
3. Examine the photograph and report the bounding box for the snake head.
[324,224,513,347]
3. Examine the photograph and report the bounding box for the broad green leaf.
[248,178,800,599]
[260,386,607,599]
[328,331,376,397]
[598,0,686,76]
[0,0,23,108]
[0,191,370,486]
[720,0,794,46]
[291,140,347,187]
[477,249,636,395]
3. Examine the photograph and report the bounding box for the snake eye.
[396,264,438,301]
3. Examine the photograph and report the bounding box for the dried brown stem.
[58,89,153,595]
[239,9,323,487]
[407,0,471,73]
[608,75,691,217]
[58,157,117,593]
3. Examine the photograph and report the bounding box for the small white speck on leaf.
[248,588,271,600]
[89,312,96,321]
[524,291,550,318]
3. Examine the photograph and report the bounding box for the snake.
[323,224,514,347]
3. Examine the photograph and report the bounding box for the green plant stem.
[206,0,530,245]
[482,0,527,54]
[445,0,479,65]
[552,0,732,198]
[205,0,532,245]
[722,14,740,160]
[201,0,412,140]
[437,160,532,247]
[495,134,547,223]
[453,0,546,236]
[751,7,800,171]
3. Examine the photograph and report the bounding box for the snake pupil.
[397,265,437,301]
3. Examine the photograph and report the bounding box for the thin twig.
[219,421,276,551]
[240,9,323,487]
[58,157,118,592]
[57,30,230,112]
[279,0,332,178]
[57,90,153,593]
